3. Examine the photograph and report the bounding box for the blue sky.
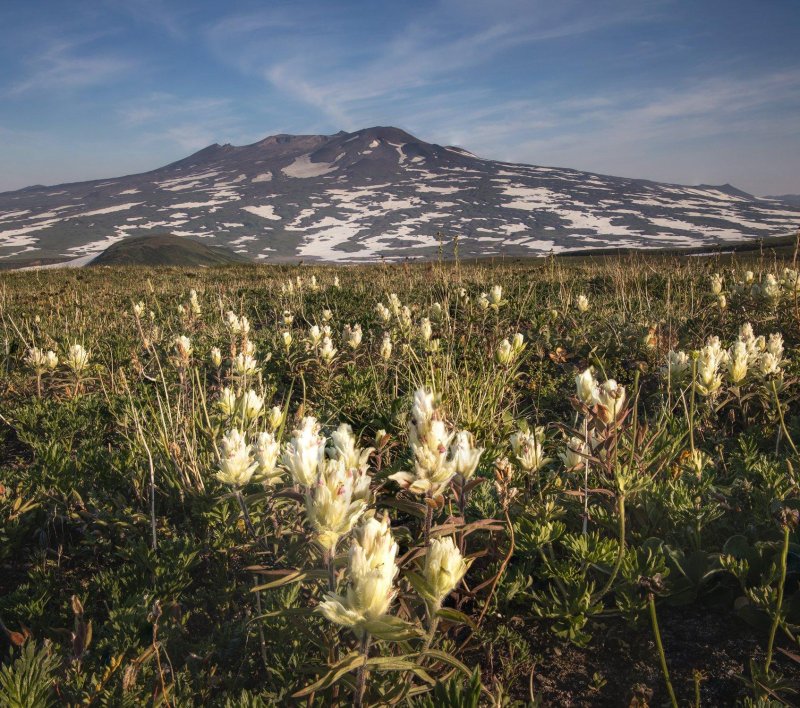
[1,0,798,195]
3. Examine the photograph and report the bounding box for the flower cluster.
[389,388,483,497]
[317,516,399,638]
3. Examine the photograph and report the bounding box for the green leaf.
[405,570,435,603]
[420,649,473,676]
[292,652,365,697]
[362,616,424,641]
[435,607,477,630]
[250,568,326,591]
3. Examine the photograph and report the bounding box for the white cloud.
[9,35,135,96]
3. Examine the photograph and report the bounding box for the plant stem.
[458,482,467,554]
[423,602,440,651]
[648,593,678,708]
[353,633,371,708]
[765,524,791,676]
[326,549,337,593]
[423,492,434,546]
[772,380,799,457]
[235,490,257,540]
[693,669,702,707]
[593,494,626,602]
[689,359,697,455]
[582,415,590,535]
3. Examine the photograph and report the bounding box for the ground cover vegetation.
[1,252,800,705]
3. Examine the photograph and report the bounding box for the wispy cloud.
[9,34,135,96]
[105,0,190,39]
[116,92,259,152]
[213,0,663,127]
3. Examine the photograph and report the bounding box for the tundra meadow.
[1,253,800,706]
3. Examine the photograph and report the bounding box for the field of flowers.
[1,254,799,706]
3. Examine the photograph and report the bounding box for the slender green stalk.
[592,494,626,602]
[325,548,337,593]
[689,358,697,455]
[235,490,257,540]
[693,669,702,707]
[648,593,678,708]
[582,415,589,535]
[765,524,791,676]
[772,380,799,457]
[423,492,434,546]
[353,633,371,708]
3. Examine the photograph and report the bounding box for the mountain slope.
[1,126,799,264]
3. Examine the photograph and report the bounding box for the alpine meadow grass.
[1,251,800,705]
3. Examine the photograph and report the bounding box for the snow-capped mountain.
[1,126,798,264]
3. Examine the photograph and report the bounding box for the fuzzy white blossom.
[344,324,363,350]
[758,351,782,377]
[216,429,257,487]
[389,388,456,497]
[218,387,238,417]
[421,536,468,607]
[189,289,201,317]
[419,318,433,342]
[575,368,598,405]
[328,423,374,474]
[449,431,483,481]
[267,405,283,431]
[576,294,590,313]
[305,457,370,551]
[319,336,337,362]
[25,347,54,374]
[45,350,58,370]
[510,426,549,472]
[380,333,392,361]
[663,350,691,384]
[559,435,588,470]
[488,285,504,309]
[696,336,728,396]
[210,346,222,368]
[308,325,323,347]
[174,335,192,364]
[239,389,264,424]
[594,379,626,424]
[233,353,258,377]
[66,344,91,374]
[375,302,392,323]
[281,416,326,487]
[727,341,749,384]
[317,516,399,637]
[253,431,282,485]
[496,333,525,365]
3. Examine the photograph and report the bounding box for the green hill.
[89,235,251,267]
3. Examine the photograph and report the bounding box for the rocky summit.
[1,125,798,265]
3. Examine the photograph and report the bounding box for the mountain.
[1,125,799,264]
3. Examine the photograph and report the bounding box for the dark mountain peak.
[697,183,754,199]
[352,126,422,144]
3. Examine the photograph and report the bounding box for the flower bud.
[422,536,468,606]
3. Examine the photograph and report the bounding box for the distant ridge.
[766,194,800,207]
[1,125,799,264]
